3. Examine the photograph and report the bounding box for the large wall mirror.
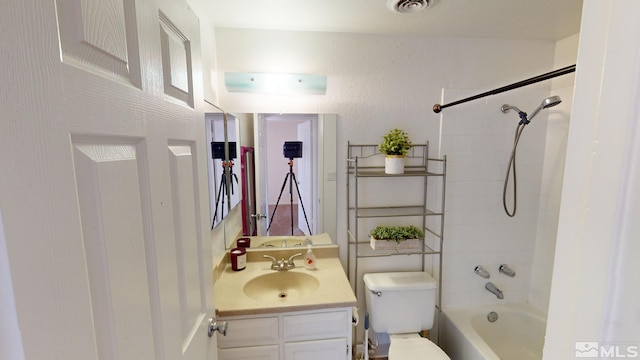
[225,113,337,249]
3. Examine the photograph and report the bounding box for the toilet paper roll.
[352,306,359,326]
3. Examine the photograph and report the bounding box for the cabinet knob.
[208,318,228,337]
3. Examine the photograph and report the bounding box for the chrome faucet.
[499,264,516,277]
[263,253,302,271]
[485,282,504,299]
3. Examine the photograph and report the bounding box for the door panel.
[56,0,142,86]
[167,143,208,350]
[159,12,193,106]
[219,345,279,360]
[0,0,215,359]
[72,139,156,359]
[284,338,348,360]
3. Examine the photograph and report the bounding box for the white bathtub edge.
[441,303,547,360]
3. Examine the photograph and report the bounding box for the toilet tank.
[363,272,438,334]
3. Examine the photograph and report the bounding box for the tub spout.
[485,282,504,299]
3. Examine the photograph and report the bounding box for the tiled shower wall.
[431,86,553,308]
[430,31,577,309]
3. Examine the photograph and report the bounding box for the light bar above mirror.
[224,72,327,95]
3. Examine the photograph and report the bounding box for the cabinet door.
[218,345,279,360]
[217,316,279,348]
[284,338,348,360]
[283,310,349,342]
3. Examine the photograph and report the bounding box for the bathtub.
[440,303,547,360]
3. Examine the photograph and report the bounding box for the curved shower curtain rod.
[432,64,576,113]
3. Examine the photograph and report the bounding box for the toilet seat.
[388,334,450,359]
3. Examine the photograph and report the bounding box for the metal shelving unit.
[346,143,447,309]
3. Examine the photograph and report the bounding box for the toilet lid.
[389,337,450,359]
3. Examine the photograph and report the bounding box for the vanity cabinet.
[217,307,352,360]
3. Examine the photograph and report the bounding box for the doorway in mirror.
[245,113,336,241]
[261,114,316,236]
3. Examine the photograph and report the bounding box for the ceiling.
[209,0,583,41]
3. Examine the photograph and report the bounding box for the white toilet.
[363,272,450,359]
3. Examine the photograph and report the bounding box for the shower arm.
[527,106,543,123]
[432,64,575,114]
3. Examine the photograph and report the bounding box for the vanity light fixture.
[224,72,327,95]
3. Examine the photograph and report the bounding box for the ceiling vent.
[387,0,432,14]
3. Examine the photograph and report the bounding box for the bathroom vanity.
[214,246,356,360]
[217,307,352,360]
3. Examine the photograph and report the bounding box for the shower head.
[528,95,562,121]
[501,95,562,125]
[541,95,562,109]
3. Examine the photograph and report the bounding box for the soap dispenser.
[304,244,317,270]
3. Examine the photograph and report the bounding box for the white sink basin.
[243,271,320,302]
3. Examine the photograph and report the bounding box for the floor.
[267,204,306,236]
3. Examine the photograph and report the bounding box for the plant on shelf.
[369,225,424,250]
[378,128,413,174]
[378,128,413,156]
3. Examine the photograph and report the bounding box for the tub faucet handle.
[474,265,490,279]
[499,264,516,277]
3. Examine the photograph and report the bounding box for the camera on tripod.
[210,141,239,229]
[267,141,311,235]
[283,141,302,160]
[211,141,237,160]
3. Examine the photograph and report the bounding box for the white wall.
[545,0,640,357]
[186,0,219,103]
[214,29,557,268]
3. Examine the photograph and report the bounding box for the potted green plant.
[369,225,424,250]
[378,128,413,174]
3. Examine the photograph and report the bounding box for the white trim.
[0,207,25,360]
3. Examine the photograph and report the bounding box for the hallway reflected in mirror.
[268,204,305,236]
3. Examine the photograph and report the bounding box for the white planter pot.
[385,155,405,174]
[370,236,422,250]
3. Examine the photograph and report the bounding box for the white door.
[254,113,270,235]
[0,1,217,359]
[296,121,314,235]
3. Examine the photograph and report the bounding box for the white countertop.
[214,255,356,317]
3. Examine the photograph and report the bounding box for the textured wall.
[214,28,557,260]
[213,27,571,345]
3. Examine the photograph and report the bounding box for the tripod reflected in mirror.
[211,142,239,229]
[267,141,312,235]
